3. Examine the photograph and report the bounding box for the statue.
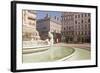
[48,32,54,46]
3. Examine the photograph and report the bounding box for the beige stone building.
[37,14,62,43]
[22,10,40,41]
[61,12,91,43]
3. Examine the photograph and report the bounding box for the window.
[81,25,83,29]
[81,20,83,23]
[75,21,77,24]
[85,25,87,28]
[88,19,90,23]
[78,15,80,18]
[88,13,90,16]
[69,27,70,30]
[78,22,80,24]
[75,15,77,18]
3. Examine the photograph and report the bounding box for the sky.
[36,10,62,19]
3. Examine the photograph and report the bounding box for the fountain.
[23,32,54,54]
[23,32,77,63]
[23,32,78,63]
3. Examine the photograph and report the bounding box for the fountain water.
[48,32,54,60]
[48,32,54,46]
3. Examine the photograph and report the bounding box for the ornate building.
[61,12,91,43]
[22,10,40,41]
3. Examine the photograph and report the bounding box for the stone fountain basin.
[23,46,75,63]
[22,45,50,54]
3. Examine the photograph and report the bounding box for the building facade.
[37,14,62,43]
[61,12,91,43]
[22,10,40,41]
